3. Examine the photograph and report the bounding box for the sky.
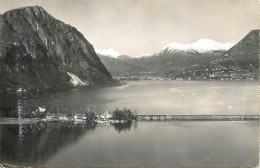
[0,0,259,56]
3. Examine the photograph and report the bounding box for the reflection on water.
[0,121,96,165]
[112,120,137,133]
[0,92,18,118]
[0,121,258,167]
[0,121,136,165]
[0,91,43,118]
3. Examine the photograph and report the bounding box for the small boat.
[111,120,121,123]
[96,119,111,124]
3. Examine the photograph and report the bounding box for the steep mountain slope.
[99,40,233,77]
[0,6,114,91]
[171,30,259,80]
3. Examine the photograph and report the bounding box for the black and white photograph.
[0,0,259,167]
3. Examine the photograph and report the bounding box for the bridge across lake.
[134,114,259,121]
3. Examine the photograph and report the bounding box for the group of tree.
[112,108,136,120]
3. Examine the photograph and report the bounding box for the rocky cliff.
[0,6,114,91]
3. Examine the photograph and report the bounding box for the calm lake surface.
[0,121,259,167]
[0,80,258,117]
[0,81,259,167]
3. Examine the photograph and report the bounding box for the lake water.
[0,121,259,167]
[0,80,258,117]
[0,81,259,167]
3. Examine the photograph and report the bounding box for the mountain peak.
[0,6,114,90]
[95,48,121,58]
[3,5,55,24]
[163,39,234,53]
[21,5,45,10]
[4,5,47,15]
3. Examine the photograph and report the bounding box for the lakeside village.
[114,68,257,81]
[113,60,258,81]
[27,107,136,124]
[14,88,136,124]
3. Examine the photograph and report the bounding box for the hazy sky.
[0,0,259,56]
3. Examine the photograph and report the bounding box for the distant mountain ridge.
[99,39,233,77]
[0,6,114,91]
[160,39,234,53]
[99,31,258,79]
[136,39,234,58]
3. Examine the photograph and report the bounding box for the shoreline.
[0,115,258,125]
[1,78,258,94]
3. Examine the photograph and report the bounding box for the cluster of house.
[42,109,135,124]
[44,113,92,122]
[17,88,27,92]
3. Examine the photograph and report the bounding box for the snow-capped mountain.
[136,53,153,58]
[162,39,234,53]
[98,33,256,79]
[173,30,259,80]
[100,39,235,77]
[97,39,234,59]
[136,39,234,58]
[95,48,121,58]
